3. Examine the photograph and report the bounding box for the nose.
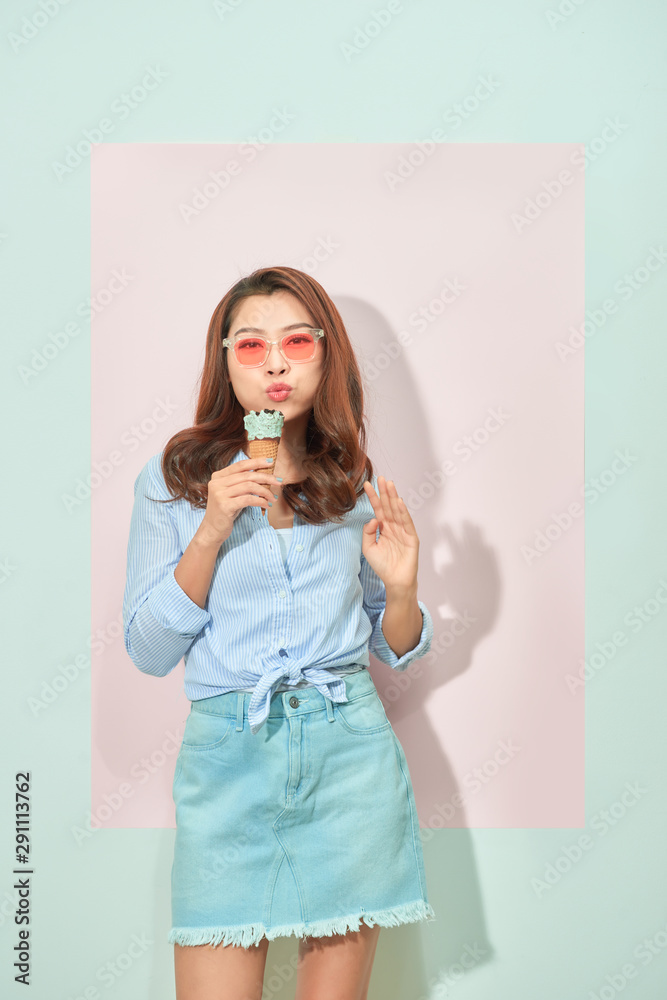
[265,340,289,373]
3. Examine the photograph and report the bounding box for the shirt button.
[295,544,303,552]
[278,590,286,598]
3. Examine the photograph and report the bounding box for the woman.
[122,266,436,999]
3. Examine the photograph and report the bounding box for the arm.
[359,551,433,671]
[174,524,226,609]
[382,583,425,659]
[122,457,218,677]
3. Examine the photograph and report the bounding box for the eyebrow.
[231,322,312,336]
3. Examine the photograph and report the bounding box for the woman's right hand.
[199,457,281,546]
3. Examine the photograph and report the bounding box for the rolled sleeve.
[122,455,211,677]
[372,599,434,671]
[146,567,212,635]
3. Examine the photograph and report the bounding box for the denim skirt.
[168,667,436,948]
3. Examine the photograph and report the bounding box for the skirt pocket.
[180,710,235,752]
[334,690,393,736]
[172,710,235,796]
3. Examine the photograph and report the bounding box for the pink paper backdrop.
[91,142,584,829]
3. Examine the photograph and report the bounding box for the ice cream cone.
[246,436,279,466]
[243,409,285,515]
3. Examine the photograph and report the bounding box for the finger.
[214,481,277,504]
[378,476,403,530]
[365,477,390,534]
[387,480,417,535]
[211,458,275,478]
[374,477,391,530]
[363,479,381,517]
[220,469,281,488]
[363,478,378,502]
[383,478,404,527]
[397,496,417,534]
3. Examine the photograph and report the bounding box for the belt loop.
[236,693,244,731]
[326,697,335,723]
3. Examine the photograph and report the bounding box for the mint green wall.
[3,2,665,997]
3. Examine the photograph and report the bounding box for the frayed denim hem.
[168,899,436,949]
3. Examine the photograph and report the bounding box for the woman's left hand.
[361,476,420,591]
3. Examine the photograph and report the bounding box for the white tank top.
[272,526,293,563]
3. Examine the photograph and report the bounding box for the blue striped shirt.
[122,449,434,735]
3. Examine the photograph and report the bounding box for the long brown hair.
[157,266,374,524]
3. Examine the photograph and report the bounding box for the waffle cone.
[247,437,279,465]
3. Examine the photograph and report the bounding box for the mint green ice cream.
[243,408,285,440]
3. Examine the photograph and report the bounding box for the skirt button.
[289,696,299,708]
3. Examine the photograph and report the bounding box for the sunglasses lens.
[283,332,315,360]
[235,338,267,364]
